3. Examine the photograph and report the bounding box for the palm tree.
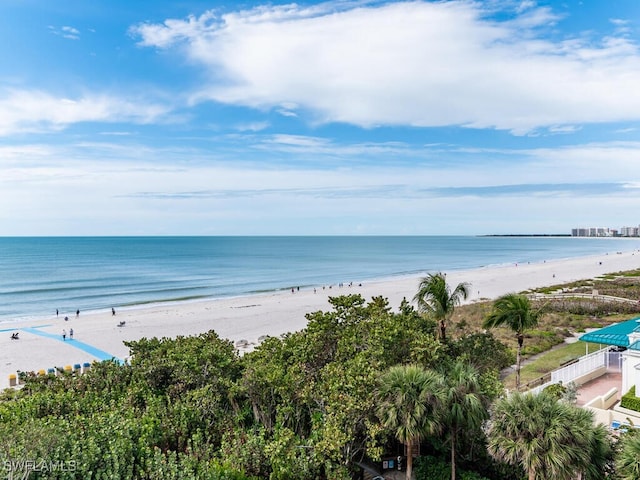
[439,360,488,480]
[616,432,640,480]
[486,391,610,480]
[413,273,470,342]
[376,364,445,480]
[482,293,543,389]
[562,400,612,480]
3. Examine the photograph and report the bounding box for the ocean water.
[1,236,639,323]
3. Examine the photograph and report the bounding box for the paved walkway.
[575,370,622,406]
[19,326,122,363]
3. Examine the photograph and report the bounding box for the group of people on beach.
[62,328,73,341]
[11,307,95,341]
[56,308,80,321]
[291,283,364,294]
[57,307,117,341]
[56,307,115,317]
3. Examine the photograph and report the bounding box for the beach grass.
[449,268,640,365]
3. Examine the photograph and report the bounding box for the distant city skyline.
[2,1,640,235]
[572,225,640,237]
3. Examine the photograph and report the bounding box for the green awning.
[579,317,640,347]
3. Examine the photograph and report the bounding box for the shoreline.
[2,236,638,326]
[0,250,621,327]
[2,248,640,389]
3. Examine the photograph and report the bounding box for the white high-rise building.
[620,226,640,237]
[571,227,615,237]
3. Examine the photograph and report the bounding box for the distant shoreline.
[480,234,572,237]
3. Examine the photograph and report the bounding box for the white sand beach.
[2,249,640,389]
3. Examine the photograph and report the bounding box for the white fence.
[528,292,639,305]
[528,348,609,395]
[552,348,608,383]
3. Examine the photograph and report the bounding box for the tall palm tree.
[439,360,488,480]
[482,293,543,389]
[376,364,445,480]
[616,432,640,480]
[413,273,470,342]
[486,391,610,480]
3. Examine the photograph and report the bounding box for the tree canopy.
[414,273,470,342]
[0,293,625,480]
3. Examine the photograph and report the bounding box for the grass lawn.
[502,341,599,390]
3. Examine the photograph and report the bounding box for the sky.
[2,0,640,236]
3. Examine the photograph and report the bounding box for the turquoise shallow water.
[1,236,639,323]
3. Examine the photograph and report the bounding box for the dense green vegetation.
[487,391,612,480]
[621,386,640,412]
[2,271,640,479]
[616,428,640,480]
[0,295,509,479]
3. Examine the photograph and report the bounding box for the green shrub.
[543,382,567,400]
[621,386,640,412]
[413,456,450,480]
[460,471,492,480]
[414,456,491,480]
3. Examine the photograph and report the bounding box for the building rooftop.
[579,317,640,347]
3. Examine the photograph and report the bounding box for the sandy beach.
[2,249,640,389]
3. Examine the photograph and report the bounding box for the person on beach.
[69,328,73,339]
[62,329,66,341]
[56,309,58,317]
[76,309,80,318]
[112,307,116,316]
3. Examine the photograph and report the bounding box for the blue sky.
[2,0,640,235]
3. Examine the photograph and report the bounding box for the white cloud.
[131,11,218,49]
[4,136,639,194]
[547,125,582,134]
[266,134,330,148]
[48,25,81,40]
[516,1,537,14]
[2,136,640,235]
[99,131,134,136]
[132,1,640,134]
[62,26,80,39]
[610,18,632,35]
[233,121,270,132]
[0,89,171,136]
